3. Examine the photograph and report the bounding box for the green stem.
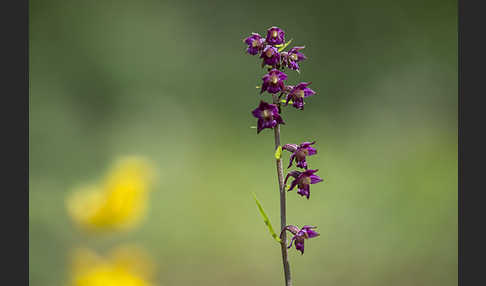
[272,94,292,286]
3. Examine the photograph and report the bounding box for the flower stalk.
[273,95,292,286]
[245,26,323,286]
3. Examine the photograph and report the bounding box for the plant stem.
[273,94,292,286]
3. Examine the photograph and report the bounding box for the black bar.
[0,0,29,285]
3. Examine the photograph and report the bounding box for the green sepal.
[252,193,282,243]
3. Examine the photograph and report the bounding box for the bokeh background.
[29,0,457,285]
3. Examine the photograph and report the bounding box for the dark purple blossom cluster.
[246,27,317,134]
[244,27,306,72]
[244,26,323,255]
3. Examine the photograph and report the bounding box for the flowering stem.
[272,94,292,286]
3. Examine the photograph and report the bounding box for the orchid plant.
[244,26,324,286]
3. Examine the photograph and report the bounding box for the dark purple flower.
[260,45,280,67]
[251,100,285,134]
[261,69,287,94]
[266,26,285,45]
[285,82,316,110]
[284,225,319,254]
[244,33,265,55]
[284,46,307,70]
[285,169,323,199]
[283,141,317,169]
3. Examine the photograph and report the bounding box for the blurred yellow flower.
[69,245,155,286]
[67,157,155,232]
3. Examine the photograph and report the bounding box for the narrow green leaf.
[252,193,282,243]
[277,39,293,52]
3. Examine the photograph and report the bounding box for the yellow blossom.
[69,245,155,286]
[67,157,155,232]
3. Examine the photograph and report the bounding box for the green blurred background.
[29,0,457,285]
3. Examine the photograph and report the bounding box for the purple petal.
[285,171,301,183]
[304,87,316,97]
[296,159,307,169]
[297,52,307,61]
[289,46,305,53]
[307,146,317,155]
[294,82,309,89]
[284,225,300,235]
[251,107,262,119]
[256,119,264,134]
[288,61,299,70]
[297,186,310,199]
[303,169,319,176]
[261,82,268,94]
[295,240,305,254]
[288,180,298,192]
[309,175,323,184]
[305,228,320,238]
[300,141,316,147]
[267,84,281,94]
[292,98,304,110]
[269,104,279,114]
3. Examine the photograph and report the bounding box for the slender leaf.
[252,193,281,243]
